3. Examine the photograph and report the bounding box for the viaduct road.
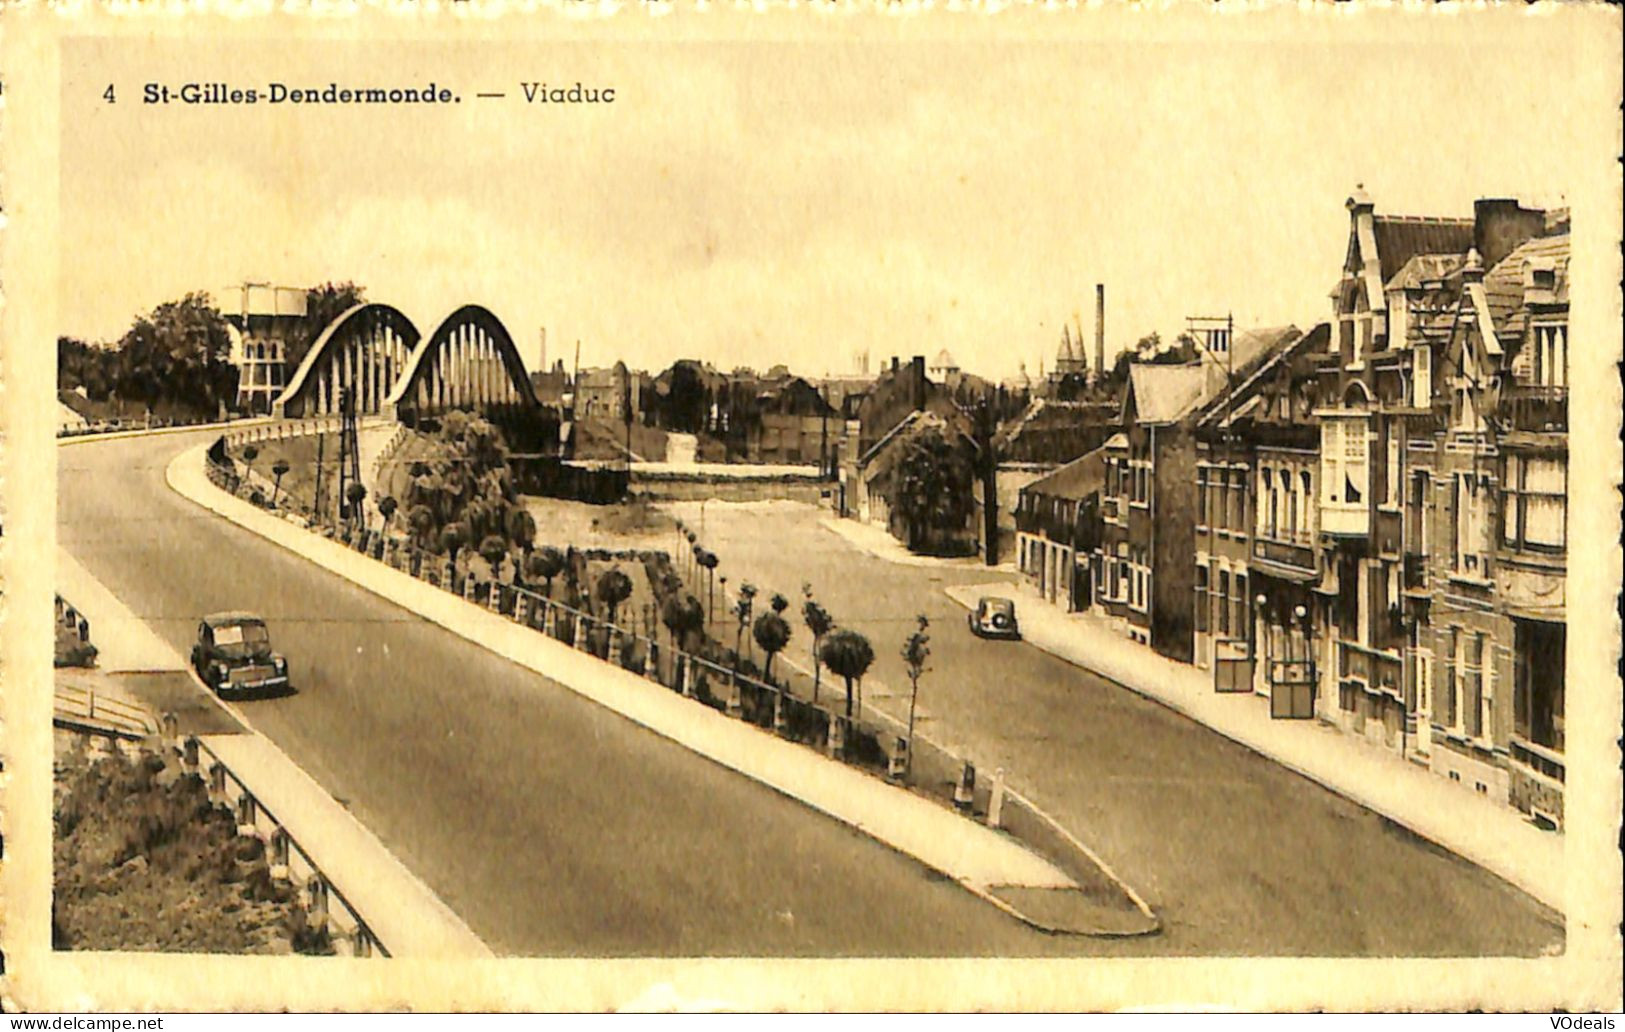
[60,429,1137,957]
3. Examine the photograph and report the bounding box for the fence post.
[887,736,909,782]
[488,581,503,614]
[680,654,695,697]
[463,574,477,604]
[182,736,200,777]
[726,672,743,717]
[644,640,661,683]
[826,711,845,758]
[543,601,557,638]
[573,614,589,652]
[987,767,1006,829]
[514,592,530,626]
[954,762,976,814]
[773,689,789,735]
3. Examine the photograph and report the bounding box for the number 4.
[103,84,115,103]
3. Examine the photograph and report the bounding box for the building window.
[1195,565,1209,633]
[1384,430,1400,507]
[1234,573,1248,643]
[1503,453,1566,553]
[1413,345,1433,407]
[1533,324,1567,389]
[1514,620,1565,753]
[1453,473,1490,575]
[1217,569,1231,636]
[1299,470,1313,539]
[1462,632,1487,741]
[1197,467,1209,527]
[1442,628,1460,731]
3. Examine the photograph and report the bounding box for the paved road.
[677,502,1564,956]
[60,431,1148,957]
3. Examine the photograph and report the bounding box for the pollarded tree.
[439,521,469,565]
[345,482,368,530]
[478,534,509,582]
[596,567,634,626]
[377,495,398,531]
[530,545,566,597]
[408,504,436,548]
[508,508,537,556]
[819,628,874,719]
[270,459,291,507]
[661,593,705,653]
[752,610,792,683]
[801,586,833,703]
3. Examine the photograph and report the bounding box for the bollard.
[886,736,909,782]
[463,574,477,603]
[644,642,662,683]
[954,762,976,814]
[488,581,503,614]
[826,711,846,758]
[514,593,530,626]
[773,690,790,735]
[681,656,696,698]
[543,603,557,638]
[987,767,1006,829]
[725,674,743,717]
[573,615,589,652]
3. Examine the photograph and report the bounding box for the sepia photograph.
[2,4,1621,1014]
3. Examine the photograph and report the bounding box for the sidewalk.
[943,580,1566,915]
[819,515,1011,572]
[167,440,1087,906]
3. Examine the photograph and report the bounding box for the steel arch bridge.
[271,302,539,423]
[385,304,540,425]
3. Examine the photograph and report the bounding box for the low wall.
[185,732,381,958]
[632,474,829,504]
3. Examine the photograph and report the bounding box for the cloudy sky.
[58,12,1598,381]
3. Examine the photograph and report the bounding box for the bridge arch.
[385,305,539,425]
[272,304,421,419]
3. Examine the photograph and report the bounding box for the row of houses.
[1015,190,1571,827]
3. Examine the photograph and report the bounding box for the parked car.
[968,596,1020,640]
[192,611,290,696]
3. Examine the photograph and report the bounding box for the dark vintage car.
[968,596,1021,641]
[192,611,290,696]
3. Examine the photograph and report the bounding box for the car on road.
[192,611,290,696]
[967,596,1020,640]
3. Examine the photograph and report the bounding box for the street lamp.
[1294,602,1314,710]
[1255,592,1268,689]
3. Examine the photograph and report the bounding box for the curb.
[941,584,1564,916]
[166,439,1167,935]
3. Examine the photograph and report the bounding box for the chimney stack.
[1094,284,1106,378]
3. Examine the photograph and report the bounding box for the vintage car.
[191,611,290,696]
[967,596,1021,641]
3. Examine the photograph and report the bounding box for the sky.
[57,15,1591,382]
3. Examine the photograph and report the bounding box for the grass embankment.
[53,738,331,954]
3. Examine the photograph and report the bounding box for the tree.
[892,428,976,554]
[377,495,398,531]
[696,548,719,622]
[115,293,235,417]
[661,594,705,653]
[345,482,368,529]
[801,585,833,703]
[407,504,436,547]
[242,444,259,469]
[901,614,931,772]
[507,508,537,556]
[732,582,757,668]
[478,534,509,581]
[270,459,291,507]
[769,592,789,615]
[596,567,634,625]
[439,521,469,564]
[531,546,566,597]
[819,628,874,719]
[752,610,792,683]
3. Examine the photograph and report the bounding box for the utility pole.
[976,391,1000,567]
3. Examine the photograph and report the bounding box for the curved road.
[59,430,1125,956]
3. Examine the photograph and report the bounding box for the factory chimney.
[1094,284,1106,379]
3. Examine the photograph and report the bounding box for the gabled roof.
[1484,233,1570,340]
[1371,216,1475,284]
[1127,363,1211,426]
[1385,253,1467,294]
[1196,325,1322,429]
[1021,444,1107,502]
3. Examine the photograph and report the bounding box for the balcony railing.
[1337,640,1403,698]
[1320,500,1369,537]
[1253,535,1316,573]
[1502,385,1568,433]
